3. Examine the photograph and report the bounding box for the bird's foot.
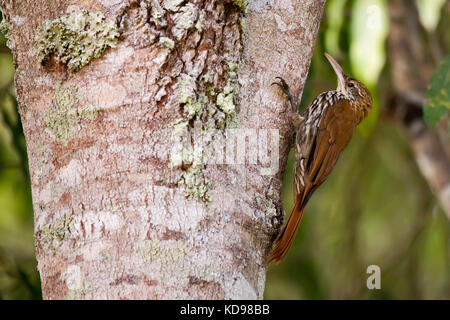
[271,77,299,113]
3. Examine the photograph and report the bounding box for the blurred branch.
[386,0,450,219]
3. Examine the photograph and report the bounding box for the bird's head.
[324,53,373,116]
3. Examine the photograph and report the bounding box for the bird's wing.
[307,98,358,188]
[293,123,316,196]
[293,92,334,197]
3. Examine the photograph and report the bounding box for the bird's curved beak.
[324,53,346,92]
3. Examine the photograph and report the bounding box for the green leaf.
[423,55,450,128]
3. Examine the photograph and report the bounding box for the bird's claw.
[272,77,298,113]
[271,77,289,93]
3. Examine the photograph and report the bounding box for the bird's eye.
[347,82,354,87]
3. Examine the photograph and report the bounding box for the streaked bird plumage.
[270,53,373,263]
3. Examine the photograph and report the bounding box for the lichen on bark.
[39,212,74,250]
[65,282,93,300]
[34,10,119,72]
[216,59,240,126]
[158,36,175,49]
[232,0,247,12]
[44,81,99,145]
[137,239,189,263]
[156,0,246,203]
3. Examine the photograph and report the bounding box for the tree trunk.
[2,0,325,299]
[386,0,450,219]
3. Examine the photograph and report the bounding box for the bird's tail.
[269,194,305,263]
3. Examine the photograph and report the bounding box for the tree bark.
[2,0,325,299]
[386,0,450,219]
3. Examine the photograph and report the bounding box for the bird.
[270,53,373,263]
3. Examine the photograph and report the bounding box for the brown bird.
[270,53,373,263]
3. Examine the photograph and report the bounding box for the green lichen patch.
[216,59,240,127]
[185,93,208,121]
[178,149,211,202]
[175,74,210,122]
[169,121,211,202]
[35,10,120,72]
[158,36,175,49]
[169,136,211,203]
[174,3,198,30]
[170,2,199,40]
[44,82,99,145]
[65,282,93,300]
[239,16,248,42]
[255,195,277,216]
[137,239,189,264]
[151,0,167,26]
[169,74,213,202]
[179,171,211,202]
[176,74,197,104]
[168,57,242,203]
[217,82,236,117]
[232,0,248,12]
[40,212,74,249]
[161,3,243,204]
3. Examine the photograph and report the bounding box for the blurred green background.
[265,0,449,299]
[0,0,449,299]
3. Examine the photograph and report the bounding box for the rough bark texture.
[2,0,325,299]
[386,0,450,219]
